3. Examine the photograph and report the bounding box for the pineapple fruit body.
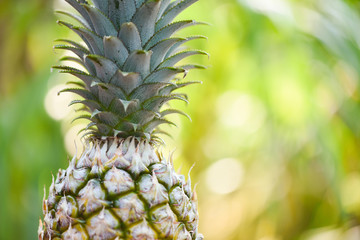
[39,0,207,238]
[39,138,202,239]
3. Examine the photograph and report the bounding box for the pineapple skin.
[39,137,203,240]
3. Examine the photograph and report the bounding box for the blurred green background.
[1,0,360,239]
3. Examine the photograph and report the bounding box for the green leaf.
[71,114,92,123]
[143,67,185,83]
[82,4,117,36]
[144,117,177,132]
[108,0,121,29]
[118,22,142,52]
[118,99,140,114]
[69,99,102,111]
[151,129,172,138]
[59,88,97,101]
[108,98,126,117]
[52,65,86,74]
[164,0,181,12]
[109,70,141,94]
[60,56,84,66]
[54,44,88,60]
[95,111,119,127]
[93,80,127,100]
[114,121,140,133]
[160,108,191,121]
[91,0,108,15]
[128,109,159,125]
[65,81,85,88]
[123,50,152,78]
[55,10,91,29]
[108,98,137,117]
[108,0,122,29]
[64,0,94,30]
[118,0,136,24]
[129,82,170,101]
[142,94,188,110]
[144,20,203,49]
[55,39,90,52]
[156,0,198,31]
[135,0,147,8]
[97,86,116,108]
[132,0,161,45]
[95,123,114,135]
[158,50,209,69]
[103,36,129,67]
[149,37,185,71]
[179,64,208,71]
[157,0,172,19]
[84,122,97,131]
[58,21,104,55]
[159,81,201,95]
[165,35,207,59]
[83,57,97,76]
[85,55,119,82]
[65,71,98,90]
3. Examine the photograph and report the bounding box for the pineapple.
[38,0,207,239]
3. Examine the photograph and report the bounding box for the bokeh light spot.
[341,173,360,212]
[205,158,244,194]
[302,227,342,240]
[216,91,266,134]
[44,84,72,121]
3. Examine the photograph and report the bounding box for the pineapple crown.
[54,0,208,143]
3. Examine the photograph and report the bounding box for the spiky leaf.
[54,0,206,140]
